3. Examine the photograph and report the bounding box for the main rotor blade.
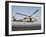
[31,9,39,16]
[16,13,28,16]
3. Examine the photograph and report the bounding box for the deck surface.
[12,24,41,31]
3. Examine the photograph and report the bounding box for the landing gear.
[24,23,25,24]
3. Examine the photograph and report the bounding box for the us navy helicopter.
[12,9,39,23]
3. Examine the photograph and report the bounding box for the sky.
[11,5,41,24]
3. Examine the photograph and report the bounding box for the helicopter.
[12,9,39,23]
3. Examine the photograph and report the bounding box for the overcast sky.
[11,5,41,24]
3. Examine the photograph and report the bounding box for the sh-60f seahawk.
[12,9,39,23]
